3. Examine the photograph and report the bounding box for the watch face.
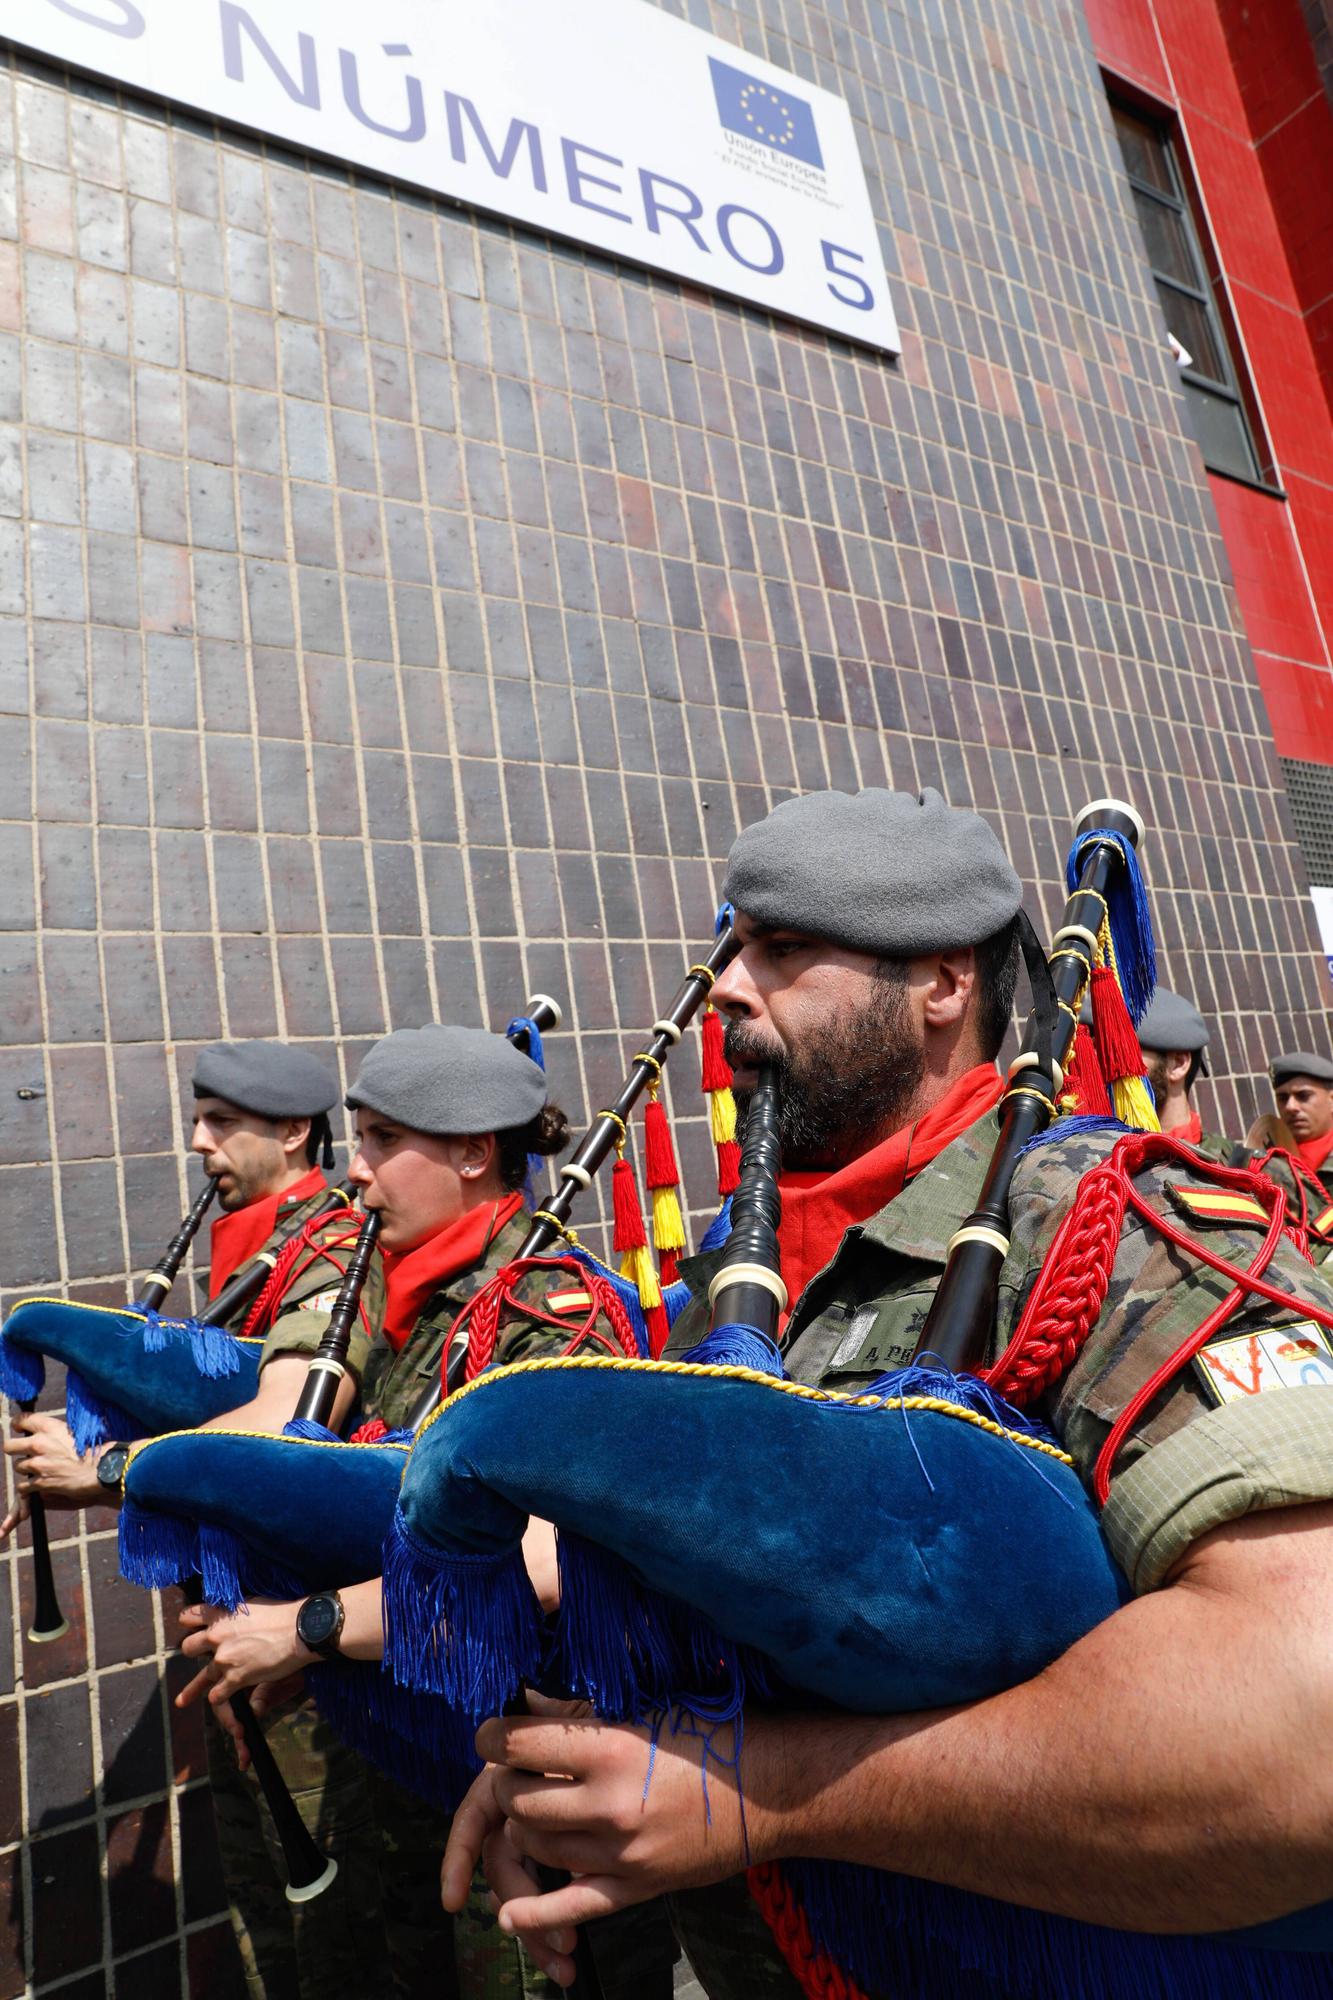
[97,1445,130,1488]
[300,1596,339,1648]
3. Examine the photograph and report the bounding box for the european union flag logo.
[709,57,824,170]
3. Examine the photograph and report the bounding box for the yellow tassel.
[619,1243,662,1310]
[709,1086,736,1147]
[650,1185,685,1256]
[1112,1074,1160,1133]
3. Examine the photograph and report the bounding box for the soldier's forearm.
[749,1503,1333,1931]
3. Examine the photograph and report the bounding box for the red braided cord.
[444,1256,644,1393]
[1090,1158,1333,1501]
[985,1163,1127,1405]
[237,1215,364,1339]
[746,1865,869,2000]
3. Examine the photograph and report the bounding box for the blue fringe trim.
[679,1324,784,1375]
[307,1659,479,1811]
[64,1368,139,1456]
[0,1335,44,1405]
[663,1278,692,1328]
[281,1417,340,1443]
[118,1500,306,1612]
[1065,827,1157,1025]
[553,1529,772,1728]
[1022,1113,1127,1155]
[699,1196,733,1252]
[788,1857,1331,2000]
[138,1312,243,1378]
[715,901,734,936]
[382,1501,543,1715]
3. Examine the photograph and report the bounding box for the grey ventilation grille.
[1280,756,1333,887]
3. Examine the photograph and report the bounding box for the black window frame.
[1108,94,1280,495]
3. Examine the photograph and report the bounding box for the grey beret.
[723,788,1023,955]
[1271,1050,1333,1086]
[192,1041,339,1117]
[1136,988,1210,1072]
[346,1025,547,1136]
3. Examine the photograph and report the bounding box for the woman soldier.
[179,1024,578,1999]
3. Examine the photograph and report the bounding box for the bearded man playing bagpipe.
[432,789,1333,2000]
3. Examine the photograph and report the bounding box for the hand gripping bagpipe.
[383,801,1333,2000]
[117,944,737,1813]
[0,1169,363,1476]
[1,1178,221,1645]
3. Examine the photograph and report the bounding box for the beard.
[724,974,925,1170]
[1141,1051,1169,1116]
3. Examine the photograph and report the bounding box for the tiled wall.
[2,0,1331,1990]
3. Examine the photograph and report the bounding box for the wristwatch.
[295,1590,345,1660]
[96,1442,132,1491]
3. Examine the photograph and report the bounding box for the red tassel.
[1089,965,1144,1083]
[1063,1023,1112,1117]
[700,1006,733,1093]
[611,1155,648,1253]
[717,1137,741,1195]
[660,1249,679,1287]
[645,1299,671,1359]
[643,1096,679,1190]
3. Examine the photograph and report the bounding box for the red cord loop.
[442,1255,644,1394]
[984,1133,1333,1503]
[747,1864,869,2000]
[237,1215,369,1341]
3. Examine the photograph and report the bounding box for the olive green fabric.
[359,1209,533,1429]
[654,1111,1333,1995]
[206,1698,397,1999]
[239,1185,384,1386]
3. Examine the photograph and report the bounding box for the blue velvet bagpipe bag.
[384,1352,1333,1998]
[0,1297,264,1453]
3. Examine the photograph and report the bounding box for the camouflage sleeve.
[256,1223,386,1388]
[488,1261,639,1371]
[1000,1134,1333,1592]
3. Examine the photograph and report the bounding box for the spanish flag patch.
[1164,1185,1268,1228]
[546,1288,593,1316]
[1312,1204,1333,1241]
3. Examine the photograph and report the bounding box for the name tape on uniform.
[1193,1321,1333,1405]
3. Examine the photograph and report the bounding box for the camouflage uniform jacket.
[668,1110,1333,1591]
[659,1112,1333,2000]
[242,1182,385,1388]
[358,1208,535,1432]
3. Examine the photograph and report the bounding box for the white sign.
[2,0,898,353]
[1312,885,1333,988]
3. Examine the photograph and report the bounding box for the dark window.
[1110,100,1270,487]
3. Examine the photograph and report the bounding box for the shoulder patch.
[1164,1185,1268,1228]
[1193,1321,1333,1405]
[1312,1203,1333,1241]
[546,1288,593,1316]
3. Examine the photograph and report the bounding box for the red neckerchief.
[207,1165,327,1296]
[1165,1109,1202,1146]
[380,1192,524,1351]
[775,1065,1006,1330]
[1298,1129,1333,1176]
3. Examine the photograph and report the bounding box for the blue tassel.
[307,1659,479,1809]
[505,1015,546,1072]
[382,1502,544,1714]
[0,1336,44,1405]
[136,1312,243,1378]
[1022,1113,1126,1155]
[715,901,735,936]
[281,1417,340,1443]
[118,1501,304,1612]
[788,1857,1332,2000]
[64,1369,139,1457]
[1065,829,1156,1024]
[699,1196,734,1252]
[663,1278,693,1328]
[861,1362,1053,1440]
[679,1324,784,1376]
[553,1531,768,1730]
